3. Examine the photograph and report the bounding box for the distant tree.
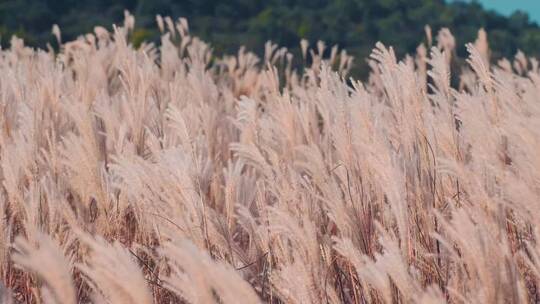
[1,0,540,78]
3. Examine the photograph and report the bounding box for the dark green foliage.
[1,0,539,76]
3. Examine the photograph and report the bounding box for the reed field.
[1,13,540,303]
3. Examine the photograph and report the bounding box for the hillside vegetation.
[1,13,540,304]
[2,0,540,78]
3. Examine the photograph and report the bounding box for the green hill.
[1,0,539,76]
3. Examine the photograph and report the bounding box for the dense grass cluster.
[1,14,540,303]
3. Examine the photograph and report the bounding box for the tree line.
[1,0,539,76]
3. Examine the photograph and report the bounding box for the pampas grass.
[1,13,540,304]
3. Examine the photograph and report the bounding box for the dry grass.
[0,13,540,303]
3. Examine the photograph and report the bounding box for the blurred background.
[457,0,539,23]
[0,0,539,76]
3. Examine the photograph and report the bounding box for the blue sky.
[456,0,540,23]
